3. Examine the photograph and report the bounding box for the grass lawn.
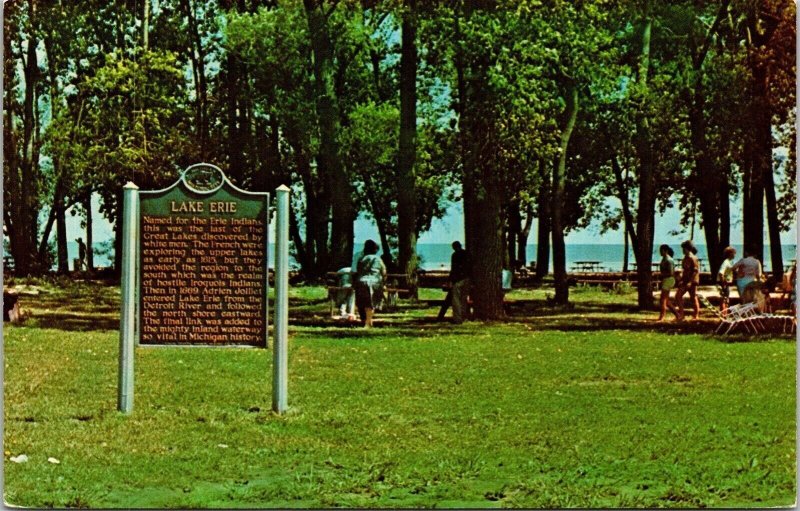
[3,280,796,508]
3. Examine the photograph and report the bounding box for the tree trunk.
[517,203,533,266]
[622,228,629,273]
[114,192,123,276]
[55,196,68,273]
[44,31,69,274]
[688,83,722,275]
[286,126,329,279]
[507,200,521,268]
[743,62,768,261]
[85,193,94,271]
[453,9,475,251]
[468,178,504,319]
[551,83,578,305]
[685,0,730,275]
[397,0,418,294]
[16,0,41,275]
[181,0,208,157]
[764,162,783,278]
[719,177,730,250]
[535,162,551,280]
[225,52,246,181]
[634,12,656,310]
[376,222,394,271]
[456,7,505,319]
[305,0,353,270]
[3,16,23,273]
[610,155,639,249]
[37,205,57,260]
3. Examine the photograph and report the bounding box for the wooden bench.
[575,279,659,292]
[3,256,15,275]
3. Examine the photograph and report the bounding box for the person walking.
[75,237,87,272]
[655,244,679,321]
[717,246,736,313]
[448,241,471,324]
[675,240,700,321]
[355,240,386,328]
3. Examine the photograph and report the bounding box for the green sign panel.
[138,164,270,347]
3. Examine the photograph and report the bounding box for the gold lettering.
[170,201,205,213]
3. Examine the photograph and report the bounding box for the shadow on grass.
[12,282,793,341]
[290,297,795,342]
[22,313,120,332]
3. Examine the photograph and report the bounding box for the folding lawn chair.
[758,312,796,334]
[699,295,764,335]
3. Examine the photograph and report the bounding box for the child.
[656,244,679,321]
[717,246,736,313]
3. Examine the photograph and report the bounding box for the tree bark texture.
[294,145,330,278]
[55,195,68,273]
[517,203,533,267]
[85,193,94,271]
[455,6,504,319]
[719,177,730,250]
[688,82,723,276]
[686,0,731,276]
[181,0,209,157]
[764,162,783,278]
[397,0,419,293]
[743,61,769,262]
[634,13,656,310]
[305,0,354,270]
[507,200,522,268]
[13,0,42,275]
[551,83,579,305]
[535,162,551,280]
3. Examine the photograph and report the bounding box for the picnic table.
[571,261,602,273]
[631,262,660,271]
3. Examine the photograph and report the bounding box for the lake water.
[63,241,796,273]
[415,243,797,272]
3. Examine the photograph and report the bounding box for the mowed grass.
[3,281,796,508]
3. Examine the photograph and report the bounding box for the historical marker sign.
[138,164,269,347]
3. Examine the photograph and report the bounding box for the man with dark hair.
[75,238,87,272]
[450,241,471,323]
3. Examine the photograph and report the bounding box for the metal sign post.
[118,182,139,413]
[272,185,290,414]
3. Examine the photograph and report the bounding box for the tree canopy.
[3,0,795,316]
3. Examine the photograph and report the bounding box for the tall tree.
[632,3,658,309]
[304,0,355,269]
[741,0,794,275]
[4,0,52,275]
[551,82,578,304]
[453,3,505,319]
[397,0,419,290]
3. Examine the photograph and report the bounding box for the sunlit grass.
[3,282,796,508]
